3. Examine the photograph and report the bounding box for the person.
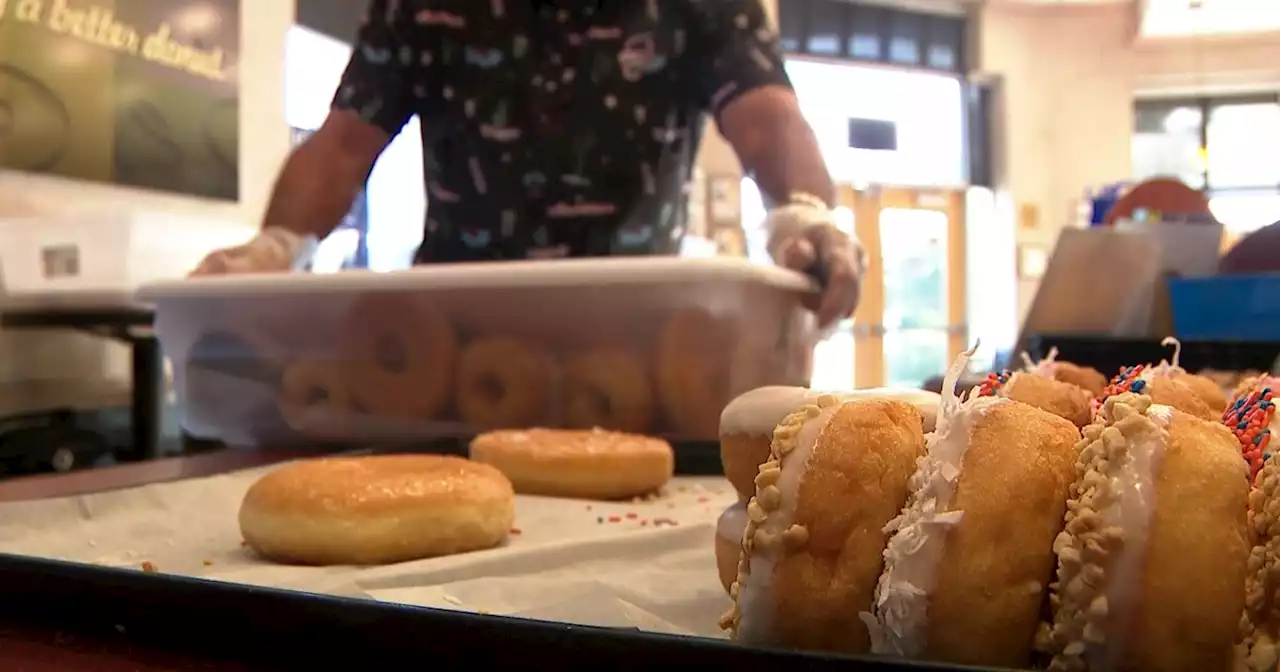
[193,0,865,327]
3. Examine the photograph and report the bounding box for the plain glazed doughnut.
[456,337,553,429]
[1096,364,1216,421]
[238,455,514,565]
[1021,348,1108,396]
[1038,394,1248,672]
[337,294,456,419]
[715,502,748,593]
[278,360,354,438]
[718,386,941,501]
[861,347,1080,668]
[720,396,925,653]
[657,309,740,438]
[974,369,1092,428]
[1173,370,1229,415]
[563,347,654,433]
[469,428,673,500]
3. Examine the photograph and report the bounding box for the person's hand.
[190,227,318,277]
[765,197,867,329]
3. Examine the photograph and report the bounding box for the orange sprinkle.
[202,559,213,567]
[625,512,638,519]
[640,519,649,526]
[509,527,522,535]
[140,561,157,573]
[696,496,709,503]
[607,515,622,523]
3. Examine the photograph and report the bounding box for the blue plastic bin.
[1168,274,1280,341]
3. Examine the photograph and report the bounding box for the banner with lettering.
[0,0,239,201]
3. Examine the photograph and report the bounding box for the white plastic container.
[138,258,817,446]
[0,213,255,297]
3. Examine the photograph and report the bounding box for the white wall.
[0,4,294,386]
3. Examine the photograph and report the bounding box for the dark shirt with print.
[332,0,791,263]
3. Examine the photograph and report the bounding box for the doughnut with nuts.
[1225,379,1280,671]
[718,386,941,502]
[1022,347,1109,396]
[1094,337,1226,421]
[860,343,1080,668]
[562,347,654,433]
[1037,393,1249,671]
[719,395,925,653]
[715,502,748,593]
[238,455,514,566]
[468,428,673,500]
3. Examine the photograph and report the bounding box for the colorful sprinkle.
[976,370,1011,398]
[1092,365,1149,413]
[1224,385,1275,485]
[625,512,638,519]
[607,515,622,523]
[140,561,158,573]
[509,527,522,535]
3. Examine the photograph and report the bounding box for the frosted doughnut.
[718,386,941,501]
[974,369,1092,428]
[469,428,673,500]
[1039,393,1248,671]
[719,395,925,653]
[239,455,514,566]
[715,502,749,594]
[860,345,1080,668]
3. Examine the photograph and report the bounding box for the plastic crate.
[1169,274,1280,342]
[1025,334,1280,376]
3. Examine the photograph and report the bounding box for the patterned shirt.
[332,0,790,262]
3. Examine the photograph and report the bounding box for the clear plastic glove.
[765,196,868,329]
[189,227,319,277]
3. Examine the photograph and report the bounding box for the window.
[1133,95,1280,236]
[779,0,967,75]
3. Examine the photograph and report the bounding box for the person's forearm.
[261,136,373,239]
[730,94,835,210]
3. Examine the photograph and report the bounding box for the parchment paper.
[0,465,739,637]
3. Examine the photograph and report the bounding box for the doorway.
[843,186,967,389]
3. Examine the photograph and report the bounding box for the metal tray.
[0,438,1017,671]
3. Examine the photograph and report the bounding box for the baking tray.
[0,438,1017,671]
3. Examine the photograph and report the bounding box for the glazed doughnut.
[720,396,925,653]
[563,347,654,433]
[715,502,748,593]
[718,386,941,501]
[1173,369,1229,415]
[238,455,514,565]
[456,337,554,429]
[1226,381,1280,671]
[338,294,456,419]
[861,346,1080,668]
[1038,394,1249,672]
[1095,364,1216,421]
[657,309,756,438]
[1021,348,1108,396]
[975,369,1092,428]
[468,428,673,500]
[278,360,354,439]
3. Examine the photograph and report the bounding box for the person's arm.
[691,0,834,210]
[261,0,419,239]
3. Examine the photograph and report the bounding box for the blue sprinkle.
[1255,434,1265,445]
[1130,379,1147,393]
[1240,421,1250,430]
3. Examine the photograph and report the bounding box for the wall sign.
[0,0,240,201]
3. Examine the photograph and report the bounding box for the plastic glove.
[765,194,868,329]
[189,227,319,277]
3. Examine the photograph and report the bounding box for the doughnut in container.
[718,386,940,501]
[1038,393,1249,672]
[562,347,654,433]
[860,345,1079,668]
[719,395,925,653]
[337,294,456,419]
[455,336,554,429]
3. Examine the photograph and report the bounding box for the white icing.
[1021,346,1060,379]
[1087,402,1172,671]
[717,502,749,543]
[861,341,1008,657]
[720,386,943,437]
[1141,337,1186,382]
[735,403,839,644]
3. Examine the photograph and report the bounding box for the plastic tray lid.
[137,257,817,300]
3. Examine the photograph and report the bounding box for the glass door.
[842,186,967,389]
